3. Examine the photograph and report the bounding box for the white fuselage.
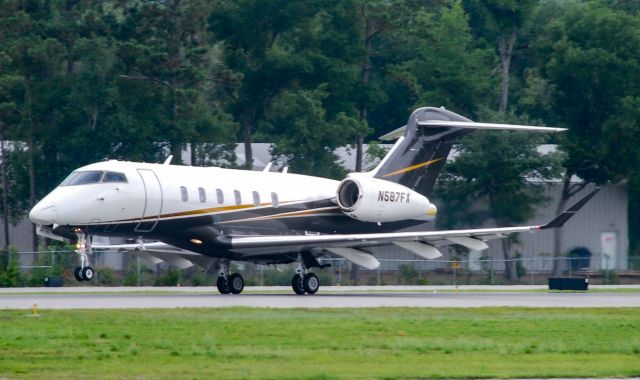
[30,161,340,228]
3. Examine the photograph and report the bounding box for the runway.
[1,286,639,309]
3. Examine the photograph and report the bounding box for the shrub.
[155,268,181,286]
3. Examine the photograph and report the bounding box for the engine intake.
[336,179,361,211]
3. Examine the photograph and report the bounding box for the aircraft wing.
[91,241,218,271]
[227,188,601,269]
[89,187,599,271]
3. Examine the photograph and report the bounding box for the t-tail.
[370,107,565,197]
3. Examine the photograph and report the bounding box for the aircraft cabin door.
[135,169,163,232]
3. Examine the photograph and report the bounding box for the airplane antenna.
[163,155,173,165]
[262,163,272,172]
[282,166,289,174]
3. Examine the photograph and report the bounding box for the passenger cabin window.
[234,190,242,205]
[198,187,206,203]
[271,192,279,208]
[180,186,188,202]
[252,191,260,207]
[103,172,127,183]
[216,189,224,204]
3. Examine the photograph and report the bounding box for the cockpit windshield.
[60,171,127,186]
[103,172,127,183]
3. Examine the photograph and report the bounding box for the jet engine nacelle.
[335,174,437,223]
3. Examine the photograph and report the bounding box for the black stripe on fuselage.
[77,198,430,259]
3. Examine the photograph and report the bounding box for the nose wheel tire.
[303,273,319,294]
[81,266,94,281]
[74,267,83,282]
[74,266,94,281]
[216,276,231,294]
[291,274,306,295]
[229,273,245,294]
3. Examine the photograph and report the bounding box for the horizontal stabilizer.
[379,120,564,142]
[418,120,566,133]
[541,187,602,229]
[326,247,380,270]
[379,126,407,141]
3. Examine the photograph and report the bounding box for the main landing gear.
[74,232,95,282]
[216,260,244,294]
[291,254,320,295]
[291,273,319,295]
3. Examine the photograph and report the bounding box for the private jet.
[29,107,599,294]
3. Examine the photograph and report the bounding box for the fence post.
[569,257,572,277]
[136,256,141,287]
[490,261,494,285]
[530,263,534,285]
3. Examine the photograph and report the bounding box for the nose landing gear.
[74,232,95,282]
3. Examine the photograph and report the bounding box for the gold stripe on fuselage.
[217,206,342,224]
[83,200,325,226]
[382,158,443,178]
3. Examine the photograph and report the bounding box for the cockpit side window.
[103,172,128,183]
[60,171,104,186]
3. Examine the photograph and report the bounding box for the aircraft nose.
[29,203,57,225]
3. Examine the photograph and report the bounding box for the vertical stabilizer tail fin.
[371,107,473,197]
[372,107,565,198]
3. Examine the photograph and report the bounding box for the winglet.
[540,187,602,230]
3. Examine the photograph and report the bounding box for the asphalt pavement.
[0,286,638,309]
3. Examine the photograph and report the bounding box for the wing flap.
[446,236,489,251]
[143,251,193,269]
[326,248,380,270]
[393,241,442,259]
[133,251,164,265]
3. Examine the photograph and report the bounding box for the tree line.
[0,0,638,279]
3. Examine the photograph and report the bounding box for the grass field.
[1,308,639,379]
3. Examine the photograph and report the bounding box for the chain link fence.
[1,249,639,287]
[321,256,640,286]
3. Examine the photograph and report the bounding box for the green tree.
[436,112,562,281]
[463,0,537,113]
[393,2,495,117]
[0,1,69,250]
[531,2,640,274]
[261,86,360,179]
[118,0,234,164]
[210,0,320,169]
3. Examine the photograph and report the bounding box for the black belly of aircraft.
[56,198,430,263]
